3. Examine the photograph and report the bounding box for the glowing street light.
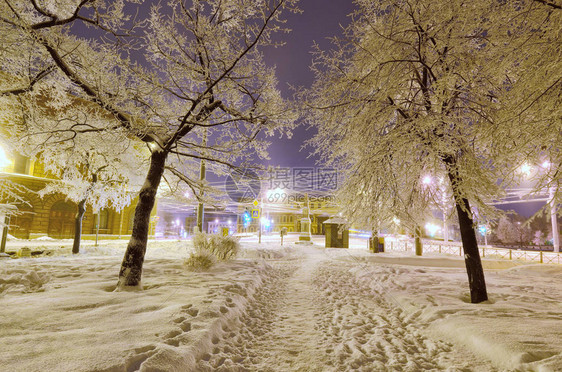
[478,225,489,246]
[422,175,432,185]
[425,222,440,237]
[260,217,271,229]
[0,145,10,169]
[242,210,251,228]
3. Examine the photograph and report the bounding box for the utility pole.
[196,129,207,233]
[549,187,559,253]
[95,212,100,246]
[0,215,10,253]
[442,184,449,242]
[196,159,205,233]
[258,196,263,243]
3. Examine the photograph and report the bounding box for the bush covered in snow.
[184,249,216,271]
[185,233,241,270]
[192,233,240,261]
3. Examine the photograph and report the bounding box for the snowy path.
[195,247,483,371]
[195,246,328,371]
[4,240,559,371]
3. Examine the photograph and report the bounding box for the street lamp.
[421,175,450,241]
[521,163,532,177]
[425,222,440,238]
[521,162,559,252]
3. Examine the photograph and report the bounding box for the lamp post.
[520,161,559,252]
[196,129,207,233]
[549,186,559,252]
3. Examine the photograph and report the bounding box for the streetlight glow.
[425,222,440,237]
[521,163,531,176]
[0,145,10,169]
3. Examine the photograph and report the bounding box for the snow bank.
[0,241,289,372]
[363,251,523,269]
[6,233,19,241]
[339,251,562,372]
[0,267,49,294]
[34,236,55,241]
[0,238,560,371]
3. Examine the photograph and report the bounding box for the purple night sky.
[71,1,357,168]
[263,1,356,168]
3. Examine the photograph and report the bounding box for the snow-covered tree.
[38,146,144,254]
[514,221,533,247]
[533,230,545,246]
[0,0,297,289]
[495,216,518,244]
[497,2,561,196]
[3,94,147,254]
[304,0,559,303]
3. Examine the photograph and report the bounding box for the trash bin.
[369,236,384,253]
[323,217,349,248]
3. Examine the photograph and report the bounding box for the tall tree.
[0,0,297,289]
[500,2,562,250]
[305,0,558,303]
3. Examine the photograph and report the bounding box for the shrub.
[192,233,240,261]
[184,248,216,271]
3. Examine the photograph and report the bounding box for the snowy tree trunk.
[72,198,87,254]
[117,150,167,290]
[445,157,488,303]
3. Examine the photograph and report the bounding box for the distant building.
[0,147,151,240]
[235,193,339,235]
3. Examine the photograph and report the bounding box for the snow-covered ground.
[1,235,561,371]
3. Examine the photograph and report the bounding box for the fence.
[384,238,562,265]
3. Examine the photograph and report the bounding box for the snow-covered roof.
[0,203,18,212]
[323,216,348,225]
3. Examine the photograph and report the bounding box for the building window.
[290,216,293,223]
